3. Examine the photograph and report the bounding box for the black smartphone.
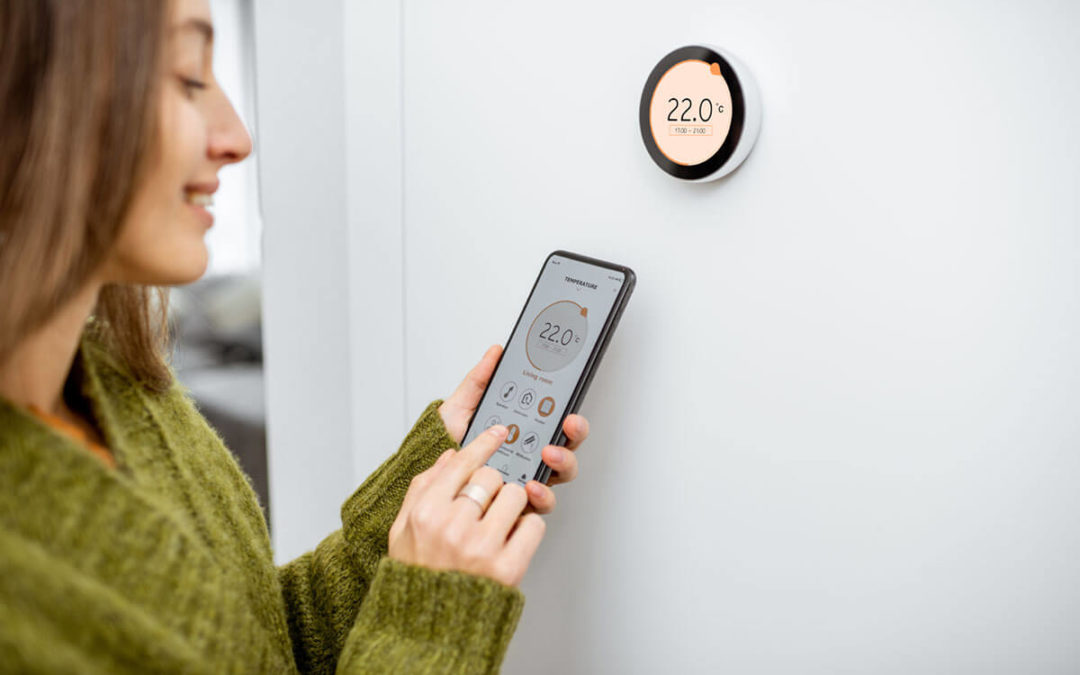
[461,250,636,487]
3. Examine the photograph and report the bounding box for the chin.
[172,266,209,286]
[140,246,210,286]
[172,255,210,285]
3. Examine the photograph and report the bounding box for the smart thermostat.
[639,45,761,181]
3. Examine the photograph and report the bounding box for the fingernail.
[488,425,507,439]
[548,448,564,463]
[527,483,544,497]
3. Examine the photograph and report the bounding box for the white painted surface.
[253,1,355,563]
[255,0,1080,670]
[400,1,1080,673]
[342,0,410,484]
[254,0,408,563]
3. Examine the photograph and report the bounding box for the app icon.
[505,424,520,444]
[484,414,501,428]
[537,396,555,417]
[499,382,518,402]
[520,431,539,454]
[518,389,536,410]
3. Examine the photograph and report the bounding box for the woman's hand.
[388,425,545,588]
[439,345,590,514]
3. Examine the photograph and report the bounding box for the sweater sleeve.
[277,399,525,674]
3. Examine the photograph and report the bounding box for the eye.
[178,76,207,97]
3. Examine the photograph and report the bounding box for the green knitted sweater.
[0,331,525,673]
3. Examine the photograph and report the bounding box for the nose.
[207,84,253,166]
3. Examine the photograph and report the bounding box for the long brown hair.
[0,0,174,392]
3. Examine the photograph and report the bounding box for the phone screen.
[462,253,628,486]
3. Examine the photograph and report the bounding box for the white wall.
[253,1,355,562]
[254,0,408,563]
[401,1,1080,673]
[257,0,1080,671]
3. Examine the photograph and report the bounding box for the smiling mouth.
[184,191,214,207]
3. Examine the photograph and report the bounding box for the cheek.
[104,90,212,284]
[160,89,209,184]
[109,187,210,284]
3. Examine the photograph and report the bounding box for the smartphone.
[461,250,636,487]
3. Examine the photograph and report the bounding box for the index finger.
[427,424,508,502]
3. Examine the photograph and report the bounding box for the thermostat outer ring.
[639,44,761,182]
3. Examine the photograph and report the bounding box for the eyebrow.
[175,18,214,44]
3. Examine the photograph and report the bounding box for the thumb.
[447,344,502,409]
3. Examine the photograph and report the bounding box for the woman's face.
[105,0,252,286]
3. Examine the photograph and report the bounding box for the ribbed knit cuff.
[353,556,525,671]
[396,398,461,467]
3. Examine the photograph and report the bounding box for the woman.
[0,0,590,671]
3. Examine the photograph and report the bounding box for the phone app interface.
[463,254,626,486]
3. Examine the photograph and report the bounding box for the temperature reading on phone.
[538,323,577,345]
[526,300,588,372]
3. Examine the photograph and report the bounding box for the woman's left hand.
[439,345,589,515]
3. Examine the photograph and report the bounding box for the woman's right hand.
[388,424,546,588]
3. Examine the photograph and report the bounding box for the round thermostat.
[639,45,761,181]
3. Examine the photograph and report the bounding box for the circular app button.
[499,381,518,402]
[526,300,589,372]
[537,396,556,417]
[505,424,520,444]
[518,389,537,411]
[484,414,502,429]
[520,431,539,454]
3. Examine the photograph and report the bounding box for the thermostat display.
[640,45,761,181]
